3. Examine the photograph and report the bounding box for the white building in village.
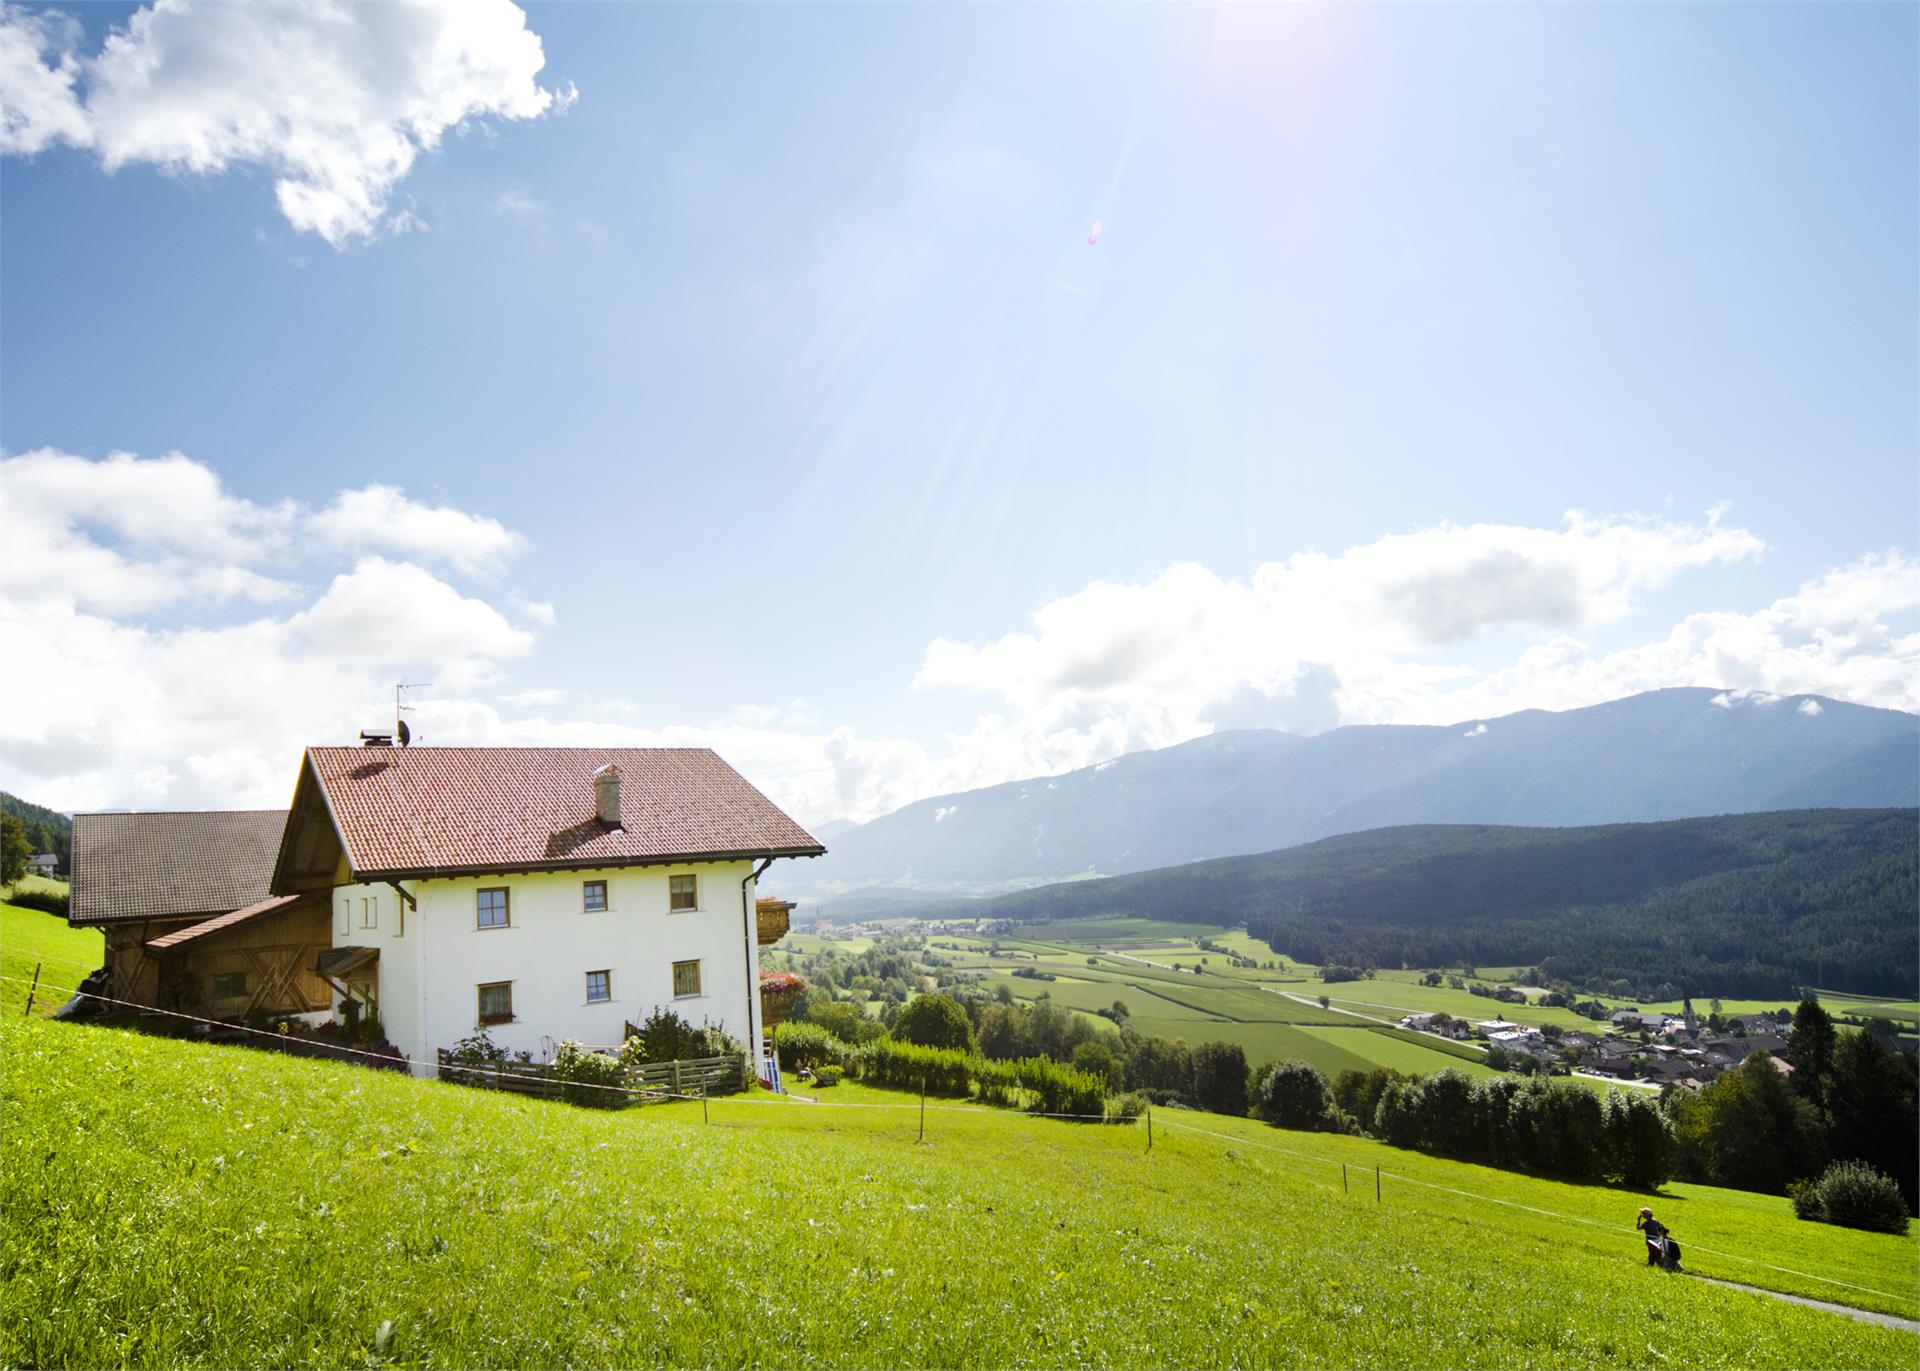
[269,745,824,1066]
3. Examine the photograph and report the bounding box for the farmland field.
[1,1012,1914,1369]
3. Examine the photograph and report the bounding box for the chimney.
[594,763,623,829]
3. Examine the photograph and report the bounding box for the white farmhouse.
[269,746,824,1066]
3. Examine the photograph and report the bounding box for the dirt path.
[1692,1275,1920,1334]
[1272,988,1400,1025]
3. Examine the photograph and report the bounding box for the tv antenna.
[396,682,431,747]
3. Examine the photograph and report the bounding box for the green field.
[1,1012,1913,1368]
[0,900,99,1017]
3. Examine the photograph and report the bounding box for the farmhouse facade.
[70,745,823,1066]
[268,746,823,1065]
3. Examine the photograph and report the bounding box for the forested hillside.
[971,809,1919,998]
[0,792,69,876]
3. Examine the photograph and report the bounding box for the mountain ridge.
[796,687,1918,897]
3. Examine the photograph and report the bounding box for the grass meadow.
[2,1012,1914,1369]
[1,898,100,1017]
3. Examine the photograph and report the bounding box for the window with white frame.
[668,873,698,912]
[672,959,702,998]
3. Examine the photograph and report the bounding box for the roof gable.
[72,810,289,925]
[278,746,824,884]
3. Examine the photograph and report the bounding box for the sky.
[0,0,1915,827]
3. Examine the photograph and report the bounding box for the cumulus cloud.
[1798,699,1824,717]
[310,484,525,577]
[0,0,571,244]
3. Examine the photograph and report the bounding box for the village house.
[269,745,822,1066]
[71,745,823,1068]
[27,852,59,877]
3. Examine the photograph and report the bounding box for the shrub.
[1012,1055,1107,1118]
[448,1030,505,1068]
[1192,1042,1250,1117]
[1256,1060,1340,1131]
[1071,1040,1124,1091]
[890,994,976,1052]
[1793,1160,1911,1234]
[6,887,68,917]
[629,1007,738,1062]
[553,1039,628,1109]
[803,999,888,1045]
[775,1020,844,1072]
[1104,1090,1149,1123]
[812,1064,843,1088]
[848,1039,973,1096]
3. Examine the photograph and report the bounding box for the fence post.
[702,1086,709,1126]
[1146,1106,1152,1152]
[919,1072,926,1142]
[1343,1163,1348,1193]
[1376,1165,1381,1203]
[22,962,41,1017]
[672,1059,683,1094]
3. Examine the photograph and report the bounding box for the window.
[212,971,248,999]
[669,873,698,912]
[583,879,608,912]
[672,959,702,998]
[360,895,377,930]
[478,981,514,1025]
[477,887,510,929]
[585,969,611,1003]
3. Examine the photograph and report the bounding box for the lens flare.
[1088,219,1103,246]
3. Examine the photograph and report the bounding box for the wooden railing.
[434,1049,746,1102]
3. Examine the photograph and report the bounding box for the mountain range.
[792,688,1918,898]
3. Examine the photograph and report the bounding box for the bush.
[448,1029,506,1068]
[890,994,976,1052]
[775,1020,844,1072]
[1192,1042,1250,1116]
[1793,1160,1911,1234]
[1256,1060,1340,1131]
[812,1064,843,1088]
[1104,1090,1149,1123]
[552,1040,629,1108]
[629,1007,737,1062]
[848,1039,974,1096]
[6,887,68,917]
[1012,1055,1106,1118]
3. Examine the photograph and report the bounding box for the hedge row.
[772,1022,1110,1119]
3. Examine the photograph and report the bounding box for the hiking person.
[1637,1207,1680,1269]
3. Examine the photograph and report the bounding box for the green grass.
[0,903,100,1017]
[2,1014,1914,1369]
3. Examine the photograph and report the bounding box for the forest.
[972,809,1919,998]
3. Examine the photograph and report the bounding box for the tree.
[1123,1034,1194,1102]
[1255,1060,1338,1131]
[0,814,30,885]
[1786,999,1837,1104]
[1071,1040,1124,1091]
[890,994,975,1052]
[1192,1042,1250,1116]
[1827,1030,1919,1210]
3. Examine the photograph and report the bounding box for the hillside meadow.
[2,1013,1914,1369]
[1,897,98,1016]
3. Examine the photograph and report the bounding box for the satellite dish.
[397,718,412,748]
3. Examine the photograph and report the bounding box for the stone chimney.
[594,763,623,828]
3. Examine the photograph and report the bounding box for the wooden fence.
[434,1049,746,1102]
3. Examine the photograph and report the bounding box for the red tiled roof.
[303,746,824,879]
[72,810,288,925]
[146,894,305,950]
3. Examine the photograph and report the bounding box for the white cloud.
[495,188,548,217]
[508,594,556,627]
[0,0,570,244]
[1798,699,1824,717]
[310,484,525,577]
[1463,723,1487,737]
[933,805,956,823]
[0,6,88,153]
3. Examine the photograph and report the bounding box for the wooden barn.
[70,810,332,1021]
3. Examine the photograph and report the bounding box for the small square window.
[360,895,378,930]
[212,971,248,999]
[478,981,513,1025]
[669,874,698,912]
[583,880,608,912]
[672,959,702,998]
[586,969,611,1003]
[477,888,510,929]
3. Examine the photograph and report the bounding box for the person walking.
[1637,1207,1675,1268]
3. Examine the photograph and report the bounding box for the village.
[1400,1004,1808,1092]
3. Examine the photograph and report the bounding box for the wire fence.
[3,969,1912,1310]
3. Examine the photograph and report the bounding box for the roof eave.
[353,844,826,885]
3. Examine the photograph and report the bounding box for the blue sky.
[1,1,1914,822]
